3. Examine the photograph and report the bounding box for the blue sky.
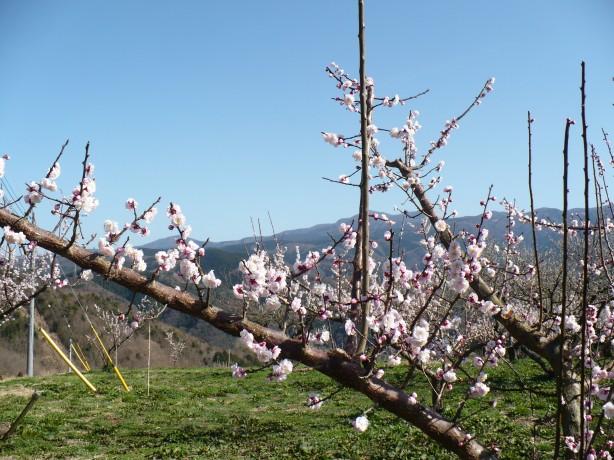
[0,1,612,243]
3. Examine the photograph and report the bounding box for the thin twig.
[527,112,544,327]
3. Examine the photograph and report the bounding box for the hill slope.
[0,287,256,378]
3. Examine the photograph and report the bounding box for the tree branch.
[0,205,496,460]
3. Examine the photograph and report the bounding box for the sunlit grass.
[0,360,558,459]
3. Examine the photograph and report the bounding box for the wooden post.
[2,393,39,441]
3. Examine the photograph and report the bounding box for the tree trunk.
[561,369,582,455]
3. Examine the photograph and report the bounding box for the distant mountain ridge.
[140,207,592,260]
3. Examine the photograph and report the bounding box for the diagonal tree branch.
[385,158,558,366]
[0,205,497,460]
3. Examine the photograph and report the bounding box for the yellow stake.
[76,343,91,371]
[90,324,131,392]
[71,343,88,372]
[39,328,97,392]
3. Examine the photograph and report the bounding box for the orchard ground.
[0,359,556,459]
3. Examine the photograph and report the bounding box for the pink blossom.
[98,238,115,257]
[434,220,448,233]
[53,278,67,289]
[564,436,579,453]
[143,208,158,223]
[470,382,490,397]
[202,270,221,289]
[104,220,119,234]
[271,359,293,382]
[310,330,330,344]
[233,284,245,298]
[343,93,355,108]
[231,363,247,378]
[352,416,369,433]
[322,132,340,146]
[3,226,26,245]
[25,182,43,205]
[179,259,199,280]
[125,198,138,210]
[443,369,457,383]
[114,256,125,270]
[307,393,323,410]
[290,297,302,312]
[40,178,57,191]
[47,162,61,179]
[171,213,186,227]
[167,203,181,217]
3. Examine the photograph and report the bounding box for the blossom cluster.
[233,250,288,304]
[149,204,220,290]
[71,167,99,214]
[240,330,281,364]
[96,200,161,272]
[238,330,294,382]
[3,226,26,245]
[389,110,421,164]
[0,247,55,327]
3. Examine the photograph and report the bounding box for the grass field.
[0,360,560,459]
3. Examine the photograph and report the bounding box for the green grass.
[0,360,563,459]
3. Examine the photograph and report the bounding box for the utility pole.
[68,338,73,373]
[27,230,36,378]
[27,298,34,376]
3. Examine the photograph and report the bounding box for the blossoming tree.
[0,2,613,459]
[0,154,57,328]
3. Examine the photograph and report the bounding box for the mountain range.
[141,206,582,265]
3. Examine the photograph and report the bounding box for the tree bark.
[561,369,582,448]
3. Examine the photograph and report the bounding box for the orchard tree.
[89,301,143,364]
[1,2,613,459]
[0,155,58,327]
[0,241,55,328]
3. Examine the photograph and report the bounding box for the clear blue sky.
[1,1,612,243]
